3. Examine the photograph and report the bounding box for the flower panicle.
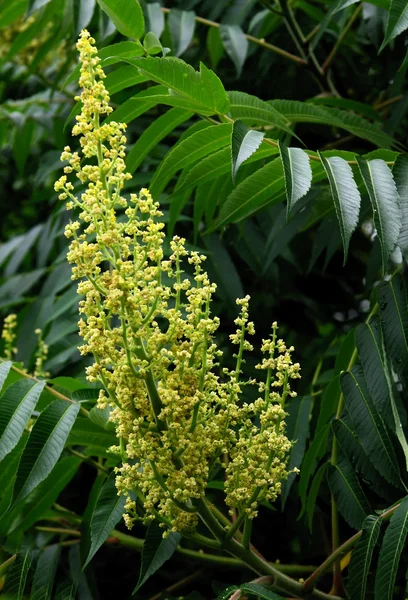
[55,29,301,534]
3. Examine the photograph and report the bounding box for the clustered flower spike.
[1,314,18,360]
[55,30,301,534]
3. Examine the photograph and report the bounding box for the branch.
[322,4,363,73]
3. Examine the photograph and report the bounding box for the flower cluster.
[33,328,50,378]
[1,314,17,360]
[56,30,301,534]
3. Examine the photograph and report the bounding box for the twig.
[322,4,363,73]
[147,568,205,600]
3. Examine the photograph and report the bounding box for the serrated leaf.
[318,153,361,262]
[240,582,285,599]
[279,144,312,217]
[348,515,381,600]
[96,0,145,40]
[3,550,32,600]
[131,57,230,116]
[145,2,164,37]
[356,158,401,271]
[393,154,408,259]
[380,0,408,51]
[0,360,12,393]
[229,91,298,138]
[83,474,126,567]
[31,545,60,600]
[356,317,408,469]
[134,521,181,592]
[341,367,401,488]
[169,9,195,57]
[0,379,46,462]
[150,123,232,197]
[126,107,193,174]
[231,121,264,183]
[281,396,312,508]
[329,453,371,530]
[378,274,408,384]
[220,24,248,77]
[375,496,408,600]
[12,399,80,505]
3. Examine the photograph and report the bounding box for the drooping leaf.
[281,396,313,508]
[31,545,60,600]
[134,520,181,592]
[126,108,193,174]
[356,158,401,271]
[318,153,361,262]
[54,578,78,600]
[380,0,408,51]
[375,496,408,600]
[203,234,244,310]
[220,24,248,77]
[83,474,126,567]
[356,317,408,469]
[298,423,330,517]
[130,57,230,115]
[0,379,46,462]
[168,9,195,57]
[150,123,232,197]
[12,399,80,505]
[279,144,312,217]
[348,515,381,600]
[306,461,328,531]
[0,360,12,392]
[393,154,408,259]
[3,550,32,600]
[341,367,401,488]
[75,0,96,35]
[310,0,361,50]
[145,2,164,37]
[96,0,145,40]
[67,417,117,450]
[329,453,371,530]
[231,121,264,183]
[378,274,408,384]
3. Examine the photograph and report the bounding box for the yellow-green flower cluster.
[1,314,18,360]
[56,30,301,534]
[34,328,50,378]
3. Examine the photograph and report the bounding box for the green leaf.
[356,317,408,468]
[220,24,248,77]
[229,91,297,138]
[231,121,264,183]
[132,57,230,115]
[332,418,398,502]
[126,107,193,174]
[3,550,32,600]
[143,31,163,55]
[328,453,371,530]
[54,578,78,600]
[27,0,52,16]
[145,2,164,37]
[31,545,60,600]
[378,274,408,384]
[104,65,148,95]
[240,582,285,599]
[75,0,96,35]
[318,153,361,263]
[0,360,12,392]
[375,496,408,600]
[310,0,361,50]
[67,417,117,450]
[393,154,408,259]
[88,406,111,429]
[281,396,313,508]
[341,367,401,488]
[207,26,224,69]
[380,0,408,51]
[169,9,195,57]
[202,234,244,310]
[0,379,46,462]
[105,87,161,125]
[279,144,312,217]
[210,156,325,230]
[356,158,401,271]
[298,423,330,517]
[12,399,80,505]
[150,123,232,197]
[306,461,328,531]
[348,515,381,600]
[269,100,396,148]
[96,0,145,40]
[134,520,181,592]
[83,474,126,567]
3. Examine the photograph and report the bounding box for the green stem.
[242,517,252,549]
[0,554,16,578]
[322,4,363,73]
